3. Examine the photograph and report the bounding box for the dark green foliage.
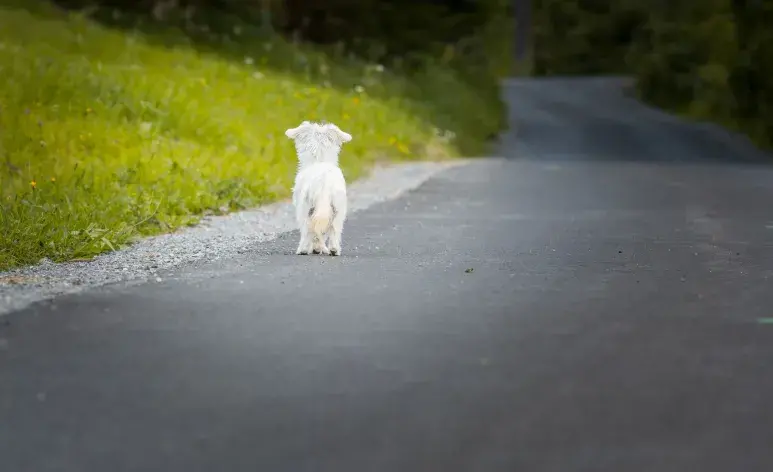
[533,0,773,149]
[628,0,773,148]
[532,0,647,76]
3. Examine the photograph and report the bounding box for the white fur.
[285,121,352,256]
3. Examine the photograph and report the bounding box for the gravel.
[0,161,464,315]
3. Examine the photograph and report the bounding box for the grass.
[0,1,505,270]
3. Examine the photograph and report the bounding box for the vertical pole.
[513,0,531,61]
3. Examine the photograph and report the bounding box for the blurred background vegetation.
[531,0,773,150]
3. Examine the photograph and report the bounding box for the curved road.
[2,78,773,471]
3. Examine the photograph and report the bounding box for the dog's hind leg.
[296,227,314,255]
[296,207,314,255]
[327,198,347,256]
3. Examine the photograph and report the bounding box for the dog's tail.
[309,192,333,237]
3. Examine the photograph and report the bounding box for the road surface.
[2,77,773,472]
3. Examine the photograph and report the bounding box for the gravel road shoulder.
[0,161,466,315]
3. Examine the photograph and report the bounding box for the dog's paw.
[329,248,341,256]
[296,249,309,255]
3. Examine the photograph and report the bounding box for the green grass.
[0,1,504,270]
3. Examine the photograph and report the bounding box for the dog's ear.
[285,121,310,140]
[326,123,352,144]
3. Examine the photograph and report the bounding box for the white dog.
[285,121,352,256]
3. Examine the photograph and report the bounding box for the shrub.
[532,0,773,150]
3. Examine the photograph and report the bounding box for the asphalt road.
[2,77,773,472]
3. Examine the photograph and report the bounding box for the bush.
[0,0,507,269]
[532,0,773,150]
[627,0,773,148]
[532,0,647,76]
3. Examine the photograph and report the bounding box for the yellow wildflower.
[30,180,37,188]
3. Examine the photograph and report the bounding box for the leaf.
[101,237,116,251]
